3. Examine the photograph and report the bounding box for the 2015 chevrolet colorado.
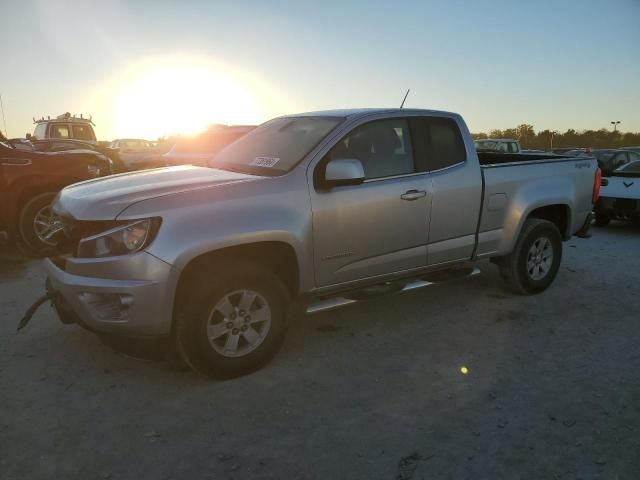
[44,108,601,377]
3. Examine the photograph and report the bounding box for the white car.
[30,113,97,144]
[594,161,640,226]
[110,138,163,171]
[474,138,521,153]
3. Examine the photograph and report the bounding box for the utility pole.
[0,93,7,137]
[610,120,621,132]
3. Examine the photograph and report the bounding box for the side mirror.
[324,158,365,187]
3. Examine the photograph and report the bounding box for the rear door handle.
[401,189,427,201]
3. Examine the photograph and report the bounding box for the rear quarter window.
[415,117,466,171]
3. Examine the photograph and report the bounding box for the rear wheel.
[18,192,63,256]
[498,219,562,295]
[175,259,290,378]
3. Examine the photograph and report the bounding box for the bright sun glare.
[90,57,293,140]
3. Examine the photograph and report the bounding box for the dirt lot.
[1,223,639,480]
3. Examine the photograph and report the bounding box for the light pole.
[550,130,558,151]
[610,121,621,132]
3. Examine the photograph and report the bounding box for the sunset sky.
[1,0,639,140]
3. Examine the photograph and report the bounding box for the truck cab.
[30,113,97,145]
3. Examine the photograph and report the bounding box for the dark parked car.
[563,149,639,175]
[163,125,255,167]
[30,138,124,172]
[591,149,640,175]
[0,133,113,254]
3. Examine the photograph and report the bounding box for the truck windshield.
[211,117,343,175]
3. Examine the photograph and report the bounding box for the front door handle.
[400,189,427,201]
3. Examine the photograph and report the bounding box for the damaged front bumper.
[44,252,175,337]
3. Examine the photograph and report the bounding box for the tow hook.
[16,291,58,331]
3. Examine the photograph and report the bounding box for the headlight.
[77,218,161,258]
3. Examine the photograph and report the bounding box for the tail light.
[592,167,602,204]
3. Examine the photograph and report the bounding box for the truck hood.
[53,165,262,220]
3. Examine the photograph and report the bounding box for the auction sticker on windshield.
[250,156,280,168]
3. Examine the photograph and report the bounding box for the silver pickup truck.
[45,108,601,377]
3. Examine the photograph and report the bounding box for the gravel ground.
[1,223,639,480]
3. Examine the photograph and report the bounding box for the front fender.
[117,170,315,293]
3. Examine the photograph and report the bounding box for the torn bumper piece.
[44,253,175,337]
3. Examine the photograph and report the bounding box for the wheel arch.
[526,204,572,240]
[11,185,64,234]
[172,240,300,330]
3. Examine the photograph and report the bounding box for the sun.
[112,59,259,139]
[88,56,295,140]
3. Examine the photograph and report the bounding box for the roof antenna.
[400,89,410,109]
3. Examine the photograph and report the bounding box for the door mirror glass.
[324,158,365,186]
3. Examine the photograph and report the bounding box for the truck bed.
[474,152,597,259]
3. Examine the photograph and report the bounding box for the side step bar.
[305,267,481,315]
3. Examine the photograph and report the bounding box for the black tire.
[18,192,61,256]
[594,212,610,227]
[498,219,562,295]
[175,259,290,379]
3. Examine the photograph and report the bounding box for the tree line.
[472,125,640,150]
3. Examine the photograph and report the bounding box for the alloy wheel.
[526,237,554,281]
[206,289,272,358]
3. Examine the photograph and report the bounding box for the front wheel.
[18,192,63,256]
[498,219,562,295]
[175,260,290,378]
